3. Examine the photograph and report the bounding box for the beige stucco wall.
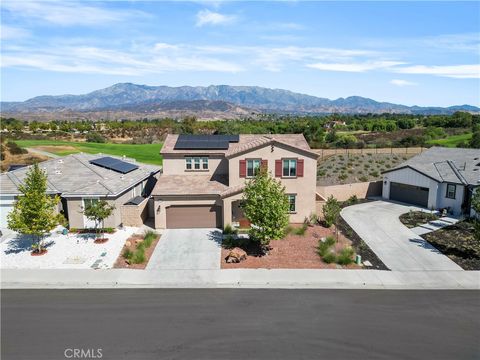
[153,196,223,229]
[316,181,382,202]
[228,143,318,223]
[162,154,228,176]
[120,197,149,227]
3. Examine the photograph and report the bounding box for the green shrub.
[337,247,355,265]
[131,247,146,264]
[338,173,348,181]
[86,132,106,143]
[123,248,133,260]
[345,195,358,206]
[223,224,238,235]
[369,171,380,177]
[322,252,337,264]
[143,231,157,247]
[6,141,28,155]
[293,223,308,236]
[317,236,336,257]
[223,234,236,248]
[359,176,368,182]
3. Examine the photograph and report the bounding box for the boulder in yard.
[125,241,132,247]
[225,247,247,263]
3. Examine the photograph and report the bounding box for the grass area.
[427,133,472,148]
[317,153,413,185]
[15,140,163,165]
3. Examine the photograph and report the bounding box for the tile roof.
[161,134,317,158]
[151,174,228,196]
[384,147,480,186]
[0,153,161,196]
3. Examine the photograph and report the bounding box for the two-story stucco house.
[382,147,480,216]
[151,134,319,229]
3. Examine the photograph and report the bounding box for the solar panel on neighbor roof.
[174,134,239,149]
[89,156,139,174]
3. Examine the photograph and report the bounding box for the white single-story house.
[382,147,480,216]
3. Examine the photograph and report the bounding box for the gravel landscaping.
[0,226,136,269]
[422,220,480,270]
[221,224,361,269]
[114,231,161,269]
[317,153,414,185]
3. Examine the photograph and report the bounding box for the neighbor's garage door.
[166,205,221,229]
[390,182,429,208]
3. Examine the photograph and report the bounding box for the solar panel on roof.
[89,156,139,174]
[174,134,239,150]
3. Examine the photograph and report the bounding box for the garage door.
[390,182,429,207]
[166,205,221,229]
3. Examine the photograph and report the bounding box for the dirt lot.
[35,145,78,153]
[0,150,48,172]
[317,153,414,185]
[221,225,360,269]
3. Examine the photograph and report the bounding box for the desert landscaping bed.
[399,211,439,228]
[422,220,480,270]
[221,224,361,269]
[114,231,161,269]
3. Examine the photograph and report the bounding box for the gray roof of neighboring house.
[0,153,161,197]
[384,147,480,186]
[161,134,319,158]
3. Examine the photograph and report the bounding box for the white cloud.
[195,9,236,27]
[307,60,404,73]
[0,25,30,40]
[1,0,146,26]
[395,64,480,79]
[390,79,418,86]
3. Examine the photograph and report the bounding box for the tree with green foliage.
[7,163,60,253]
[322,195,341,228]
[82,200,115,240]
[470,130,480,149]
[242,169,290,249]
[471,189,480,241]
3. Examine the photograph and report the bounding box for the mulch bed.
[399,211,439,228]
[94,238,109,244]
[423,221,480,270]
[30,249,48,256]
[113,234,161,270]
[221,224,361,269]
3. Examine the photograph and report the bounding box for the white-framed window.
[185,157,208,171]
[282,159,297,177]
[446,184,456,199]
[287,194,296,213]
[83,198,98,209]
[247,159,261,178]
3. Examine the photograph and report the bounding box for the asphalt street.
[2,289,479,360]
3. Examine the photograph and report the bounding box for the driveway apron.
[146,228,222,270]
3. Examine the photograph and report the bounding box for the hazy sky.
[1,1,479,106]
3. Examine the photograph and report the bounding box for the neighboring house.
[152,134,319,229]
[0,153,161,229]
[382,147,480,216]
[323,120,346,130]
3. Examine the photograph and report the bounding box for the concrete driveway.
[341,201,462,271]
[146,228,222,270]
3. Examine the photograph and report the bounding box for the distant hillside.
[2,83,478,120]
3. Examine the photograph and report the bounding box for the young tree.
[322,195,342,239]
[82,200,115,240]
[242,169,290,249]
[7,163,60,253]
[471,189,480,241]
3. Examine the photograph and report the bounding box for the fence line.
[313,147,426,160]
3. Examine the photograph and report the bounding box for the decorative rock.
[135,239,143,245]
[125,241,132,247]
[225,247,247,263]
[363,260,373,267]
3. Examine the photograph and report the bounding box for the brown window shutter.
[297,159,304,177]
[239,159,246,178]
[261,159,268,171]
[275,160,282,177]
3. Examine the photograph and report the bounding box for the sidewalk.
[2,268,479,289]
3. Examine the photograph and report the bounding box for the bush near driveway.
[116,230,160,268]
[399,211,439,228]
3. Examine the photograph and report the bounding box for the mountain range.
[2,83,478,121]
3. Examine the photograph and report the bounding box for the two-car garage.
[389,182,429,208]
[165,205,222,229]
